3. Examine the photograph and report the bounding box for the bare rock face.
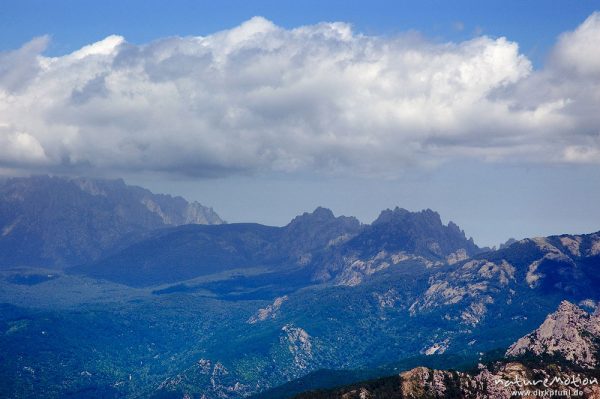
[399,367,465,398]
[157,358,249,399]
[247,296,288,324]
[396,363,544,399]
[281,324,313,371]
[407,231,600,335]
[506,301,600,368]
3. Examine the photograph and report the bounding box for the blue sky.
[2,0,597,63]
[1,1,600,247]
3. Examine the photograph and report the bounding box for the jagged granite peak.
[70,176,224,225]
[286,207,360,229]
[309,207,481,286]
[506,301,600,368]
[0,175,223,268]
[499,237,518,250]
[185,201,223,225]
[351,207,479,260]
[372,207,438,225]
[289,207,335,223]
[280,207,363,263]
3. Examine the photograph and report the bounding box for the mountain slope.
[146,226,600,399]
[293,301,600,398]
[70,223,281,287]
[311,207,481,285]
[70,207,363,287]
[3,221,600,399]
[506,300,600,368]
[0,175,223,268]
[71,206,480,289]
[407,232,600,333]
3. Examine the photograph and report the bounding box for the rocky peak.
[399,367,463,398]
[287,207,349,227]
[372,206,410,224]
[280,208,362,261]
[499,237,518,250]
[506,301,600,368]
[351,207,479,259]
[184,201,223,225]
[0,175,223,268]
[372,207,440,226]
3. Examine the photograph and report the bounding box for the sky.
[1,1,600,247]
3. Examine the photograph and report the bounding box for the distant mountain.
[279,207,362,264]
[499,237,518,249]
[293,301,600,398]
[62,205,600,398]
[484,234,600,295]
[311,207,481,285]
[69,207,480,288]
[408,232,600,332]
[70,223,281,287]
[0,175,223,268]
[70,207,363,287]
[365,207,479,258]
[3,216,600,399]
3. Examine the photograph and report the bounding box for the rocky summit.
[507,300,600,369]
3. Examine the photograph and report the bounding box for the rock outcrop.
[297,302,600,399]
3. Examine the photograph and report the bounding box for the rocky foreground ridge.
[296,301,600,399]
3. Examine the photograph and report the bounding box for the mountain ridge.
[290,301,600,398]
[0,175,223,268]
[1,175,599,399]
[69,205,481,288]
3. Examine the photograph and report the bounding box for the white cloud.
[551,12,600,77]
[0,14,599,177]
[563,144,600,163]
[0,35,49,92]
[0,127,48,165]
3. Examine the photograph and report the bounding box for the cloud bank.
[1,14,599,177]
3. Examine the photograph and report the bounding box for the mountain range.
[69,205,480,288]
[0,175,598,399]
[0,175,223,268]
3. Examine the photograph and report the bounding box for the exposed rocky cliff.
[507,301,600,369]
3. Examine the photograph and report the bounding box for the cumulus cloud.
[552,12,600,77]
[0,35,49,92]
[0,14,599,177]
